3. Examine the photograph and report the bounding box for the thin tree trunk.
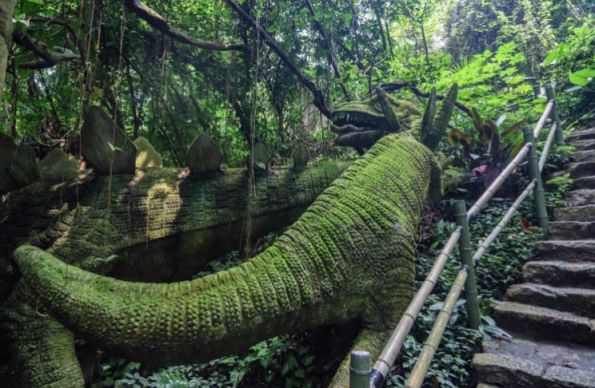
[0,0,16,95]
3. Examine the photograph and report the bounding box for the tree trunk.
[0,0,16,95]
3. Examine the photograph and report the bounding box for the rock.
[39,149,80,184]
[567,128,595,142]
[292,143,310,168]
[473,353,544,388]
[81,106,136,175]
[133,137,163,169]
[574,177,595,190]
[187,133,221,173]
[566,162,595,179]
[8,143,39,188]
[567,189,595,207]
[572,139,595,151]
[0,133,17,194]
[555,205,595,222]
[494,301,595,345]
[574,150,595,163]
[549,221,595,240]
[253,142,269,171]
[505,283,595,318]
[524,260,595,289]
[536,240,595,261]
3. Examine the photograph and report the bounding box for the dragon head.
[331,84,459,152]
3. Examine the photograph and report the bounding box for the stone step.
[566,161,595,179]
[575,150,595,163]
[474,337,595,387]
[549,221,595,240]
[567,128,595,142]
[572,139,595,151]
[568,128,595,143]
[494,301,595,346]
[555,205,595,222]
[574,177,595,190]
[536,240,595,262]
[567,189,595,207]
[524,260,595,289]
[505,283,595,318]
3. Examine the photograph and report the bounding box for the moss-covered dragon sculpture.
[5,84,458,387]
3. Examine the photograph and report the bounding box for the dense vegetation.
[0,0,593,387]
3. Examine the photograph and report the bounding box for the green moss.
[15,133,436,385]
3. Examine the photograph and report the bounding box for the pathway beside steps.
[473,127,595,387]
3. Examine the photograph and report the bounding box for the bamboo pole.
[533,100,554,139]
[466,143,532,220]
[349,350,371,388]
[454,201,480,329]
[472,180,536,266]
[545,84,563,145]
[539,123,558,172]
[370,227,463,385]
[524,126,549,234]
[405,268,468,388]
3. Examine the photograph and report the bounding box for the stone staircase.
[473,127,595,388]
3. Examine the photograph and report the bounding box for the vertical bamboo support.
[350,350,371,388]
[453,201,480,330]
[545,84,563,145]
[523,126,549,234]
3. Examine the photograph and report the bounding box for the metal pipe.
[349,350,371,388]
[533,100,554,139]
[370,227,463,385]
[472,180,536,266]
[467,143,532,220]
[524,126,549,234]
[405,268,468,388]
[539,123,558,172]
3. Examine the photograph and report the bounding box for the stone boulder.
[253,142,270,171]
[292,143,310,168]
[0,134,40,194]
[133,136,163,169]
[39,148,80,184]
[187,133,221,173]
[81,106,136,175]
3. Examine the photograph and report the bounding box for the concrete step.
[574,177,595,190]
[572,139,595,151]
[549,221,595,240]
[494,301,595,346]
[536,240,595,262]
[524,260,595,289]
[505,283,595,318]
[474,337,595,387]
[555,205,595,222]
[575,150,595,163]
[567,128,595,142]
[566,162,595,179]
[567,189,595,207]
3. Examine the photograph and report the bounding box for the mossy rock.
[8,143,40,188]
[81,106,136,175]
[133,136,163,169]
[292,143,310,168]
[253,142,270,171]
[39,149,80,184]
[0,133,17,194]
[187,133,221,173]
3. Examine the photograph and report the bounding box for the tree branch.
[224,0,332,119]
[123,0,243,51]
[13,28,81,68]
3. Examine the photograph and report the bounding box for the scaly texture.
[16,133,438,386]
[1,162,346,387]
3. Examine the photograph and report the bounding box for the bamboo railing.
[351,84,564,388]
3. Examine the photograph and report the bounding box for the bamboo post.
[349,350,371,388]
[453,201,480,330]
[523,126,549,234]
[545,84,563,145]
